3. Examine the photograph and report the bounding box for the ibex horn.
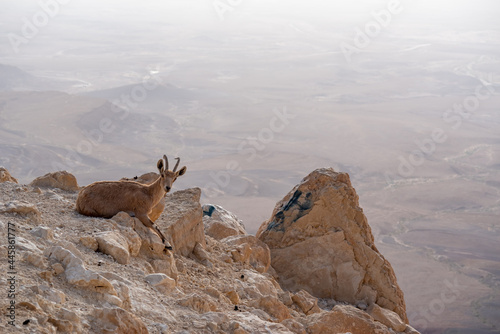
[173,157,180,172]
[163,155,169,171]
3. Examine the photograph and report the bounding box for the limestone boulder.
[157,188,205,257]
[257,168,408,323]
[222,235,271,273]
[202,204,246,240]
[30,171,79,192]
[306,304,391,334]
[121,172,164,222]
[0,167,18,183]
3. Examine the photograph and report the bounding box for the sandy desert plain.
[1,0,500,333]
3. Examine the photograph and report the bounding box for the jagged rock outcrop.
[30,171,79,192]
[202,204,246,240]
[0,167,18,183]
[120,172,165,222]
[158,187,205,257]
[257,168,408,323]
[111,211,178,280]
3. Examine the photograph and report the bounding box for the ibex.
[76,155,186,249]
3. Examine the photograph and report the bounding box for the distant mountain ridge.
[0,64,74,92]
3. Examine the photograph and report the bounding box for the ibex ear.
[157,159,164,173]
[177,166,187,176]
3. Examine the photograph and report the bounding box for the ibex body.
[120,172,165,222]
[76,155,186,247]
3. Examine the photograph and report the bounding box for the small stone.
[292,290,321,315]
[225,291,240,305]
[94,307,148,334]
[48,317,73,333]
[18,302,38,311]
[30,226,54,240]
[357,302,368,310]
[52,263,65,275]
[25,252,46,269]
[39,271,53,282]
[145,273,173,286]
[192,242,212,267]
[80,236,98,251]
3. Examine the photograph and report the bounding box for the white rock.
[145,273,176,293]
[30,226,54,240]
[95,231,131,265]
[45,246,116,295]
[202,204,246,240]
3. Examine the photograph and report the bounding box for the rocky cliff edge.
[0,168,419,334]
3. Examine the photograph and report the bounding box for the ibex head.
[157,155,187,193]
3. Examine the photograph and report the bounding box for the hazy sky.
[2,0,499,55]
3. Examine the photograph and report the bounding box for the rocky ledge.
[0,167,420,334]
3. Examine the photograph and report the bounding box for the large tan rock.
[257,168,408,323]
[0,167,18,183]
[30,171,79,192]
[306,304,391,334]
[202,204,246,240]
[121,172,164,222]
[157,187,205,257]
[222,235,271,273]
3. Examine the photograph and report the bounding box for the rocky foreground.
[0,167,420,333]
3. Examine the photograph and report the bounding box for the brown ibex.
[76,155,186,249]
